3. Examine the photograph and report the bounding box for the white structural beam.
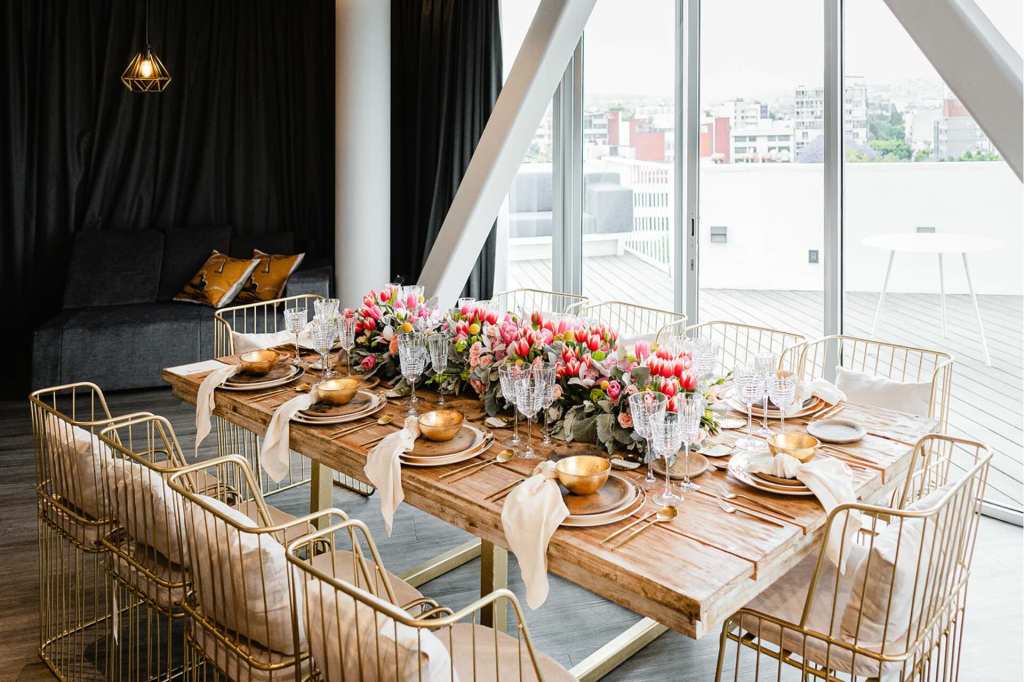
[417,0,598,307]
[884,0,1023,180]
[335,0,391,307]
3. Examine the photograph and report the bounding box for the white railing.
[597,157,674,272]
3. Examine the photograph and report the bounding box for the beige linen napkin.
[260,387,320,482]
[194,363,241,455]
[793,378,847,412]
[748,452,860,571]
[232,325,315,354]
[364,416,420,537]
[500,461,570,609]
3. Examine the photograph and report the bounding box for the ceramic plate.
[807,418,866,444]
[220,365,303,391]
[400,434,494,467]
[559,474,633,516]
[727,451,815,497]
[718,417,747,430]
[696,443,733,458]
[407,424,485,457]
[298,391,379,419]
[561,489,646,528]
[651,452,711,480]
[730,396,825,420]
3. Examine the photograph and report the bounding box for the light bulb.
[139,58,154,78]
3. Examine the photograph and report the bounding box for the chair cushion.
[234,250,306,304]
[174,250,260,308]
[158,226,232,300]
[447,623,574,682]
[105,458,188,564]
[42,414,113,521]
[111,546,188,610]
[63,229,164,309]
[835,366,932,417]
[193,624,311,682]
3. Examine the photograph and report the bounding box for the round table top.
[862,232,1001,254]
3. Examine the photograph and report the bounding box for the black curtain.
[0,0,335,396]
[391,0,502,298]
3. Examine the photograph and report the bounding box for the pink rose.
[360,355,377,371]
[469,341,483,368]
[479,354,493,368]
[617,412,633,429]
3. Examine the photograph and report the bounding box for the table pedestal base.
[570,617,669,682]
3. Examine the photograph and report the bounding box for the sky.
[501,0,1023,103]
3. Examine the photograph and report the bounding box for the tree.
[869,138,912,161]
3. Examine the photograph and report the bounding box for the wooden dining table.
[163,357,937,681]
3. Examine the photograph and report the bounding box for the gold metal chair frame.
[487,288,588,316]
[98,414,213,681]
[287,518,565,681]
[715,434,991,682]
[29,382,152,681]
[213,293,374,500]
[794,334,954,432]
[168,455,336,682]
[566,300,686,342]
[675,320,807,373]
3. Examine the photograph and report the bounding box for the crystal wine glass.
[498,363,524,448]
[314,297,340,321]
[309,317,337,380]
[337,315,357,376]
[283,307,308,369]
[649,412,684,505]
[397,332,426,416]
[627,391,669,488]
[678,395,706,492]
[754,352,777,436]
[427,332,451,406]
[513,366,548,459]
[768,372,798,433]
[733,364,765,451]
[541,370,559,446]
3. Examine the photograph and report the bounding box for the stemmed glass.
[309,317,338,380]
[754,352,777,436]
[541,373,559,446]
[734,364,766,451]
[649,413,683,505]
[627,391,669,489]
[427,332,451,405]
[498,363,525,447]
[678,395,706,492]
[397,332,426,416]
[283,307,308,369]
[513,366,550,459]
[768,372,798,433]
[337,315,357,376]
[314,298,340,321]
[691,337,719,389]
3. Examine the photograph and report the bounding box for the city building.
[794,77,868,153]
[934,96,996,159]
[700,115,731,163]
[730,120,795,163]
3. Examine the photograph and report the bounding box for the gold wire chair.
[794,335,954,432]
[167,455,420,682]
[287,519,575,682]
[715,434,991,682]
[672,321,807,373]
[566,300,686,342]
[487,288,588,317]
[98,413,236,681]
[29,382,151,680]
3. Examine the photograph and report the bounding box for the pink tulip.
[659,380,678,398]
[378,288,390,302]
[680,370,698,393]
[606,380,622,401]
[587,334,600,352]
[360,355,377,371]
[634,341,651,360]
[485,309,498,325]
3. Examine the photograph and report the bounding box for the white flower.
[382,325,395,340]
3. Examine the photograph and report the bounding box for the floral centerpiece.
[348,286,435,379]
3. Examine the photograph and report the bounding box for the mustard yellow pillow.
[174,251,260,308]
[234,249,305,303]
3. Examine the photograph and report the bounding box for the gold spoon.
[601,505,677,545]
[439,448,514,481]
[611,505,678,548]
[330,413,394,438]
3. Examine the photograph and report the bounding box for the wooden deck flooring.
[512,253,1024,510]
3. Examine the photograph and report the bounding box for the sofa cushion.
[158,226,232,300]
[37,303,210,390]
[63,230,165,309]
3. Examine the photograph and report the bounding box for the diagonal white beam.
[884,0,1023,180]
[417,0,598,307]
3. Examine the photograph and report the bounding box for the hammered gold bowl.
[768,432,819,463]
[418,409,464,442]
[238,350,280,375]
[555,455,610,495]
[318,378,360,406]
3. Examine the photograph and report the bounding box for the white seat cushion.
[105,458,188,564]
[43,414,113,520]
[835,366,932,417]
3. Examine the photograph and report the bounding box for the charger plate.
[751,471,811,489]
[298,391,379,419]
[727,452,815,497]
[221,364,303,391]
[558,474,633,516]
[291,395,385,425]
[408,424,485,458]
[651,452,712,480]
[561,487,646,528]
[400,432,494,467]
[730,396,825,420]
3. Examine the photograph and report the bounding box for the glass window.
[580,0,676,311]
[698,0,824,338]
[843,0,1023,511]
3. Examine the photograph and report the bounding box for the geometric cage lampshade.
[121,47,171,92]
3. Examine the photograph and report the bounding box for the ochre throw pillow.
[173,251,260,308]
[234,249,305,303]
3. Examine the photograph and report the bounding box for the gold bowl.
[768,432,819,463]
[238,350,280,375]
[555,455,610,495]
[318,378,360,406]
[418,409,464,442]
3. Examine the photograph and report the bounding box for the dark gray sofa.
[32,227,331,391]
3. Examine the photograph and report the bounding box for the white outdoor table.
[863,232,999,365]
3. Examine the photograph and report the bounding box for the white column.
[334,0,390,308]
